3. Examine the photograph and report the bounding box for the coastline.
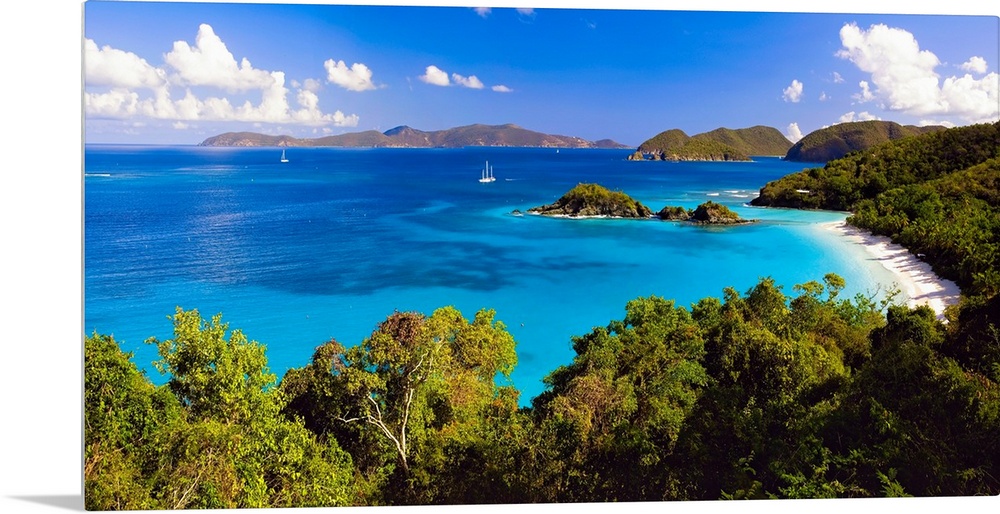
[821,220,961,320]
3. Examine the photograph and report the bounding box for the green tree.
[143,308,355,508]
[528,296,708,502]
[84,333,179,510]
[289,306,519,504]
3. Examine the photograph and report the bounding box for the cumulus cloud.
[301,78,322,93]
[819,92,830,102]
[832,71,845,83]
[84,39,166,89]
[836,22,999,123]
[786,122,803,143]
[517,8,535,16]
[85,88,142,118]
[838,111,881,124]
[420,65,451,86]
[919,119,956,128]
[474,7,491,18]
[324,59,378,91]
[854,80,876,102]
[84,24,360,128]
[164,24,274,92]
[452,73,485,89]
[783,79,803,102]
[961,56,988,74]
[420,65,502,91]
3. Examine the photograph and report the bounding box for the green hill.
[753,121,1000,298]
[631,125,791,162]
[692,126,793,156]
[785,120,946,162]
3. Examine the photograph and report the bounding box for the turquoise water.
[84,146,900,403]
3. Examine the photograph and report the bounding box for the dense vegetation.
[689,201,752,224]
[784,120,946,163]
[654,202,753,225]
[85,271,1000,508]
[752,122,1000,301]
[786,120,901,163]
[528,183,654,218]
[86,121,1000,507]
[631,125,791,161]
[694,126,794,156]
[656,205,690,220]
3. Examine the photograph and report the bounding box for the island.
[656,205,691,221]
[527,183,654,218]
[627,125,792,162]
[687,201,755,225]
[199,123,630,149]
[656,202,755,225]
[527,184,756,225]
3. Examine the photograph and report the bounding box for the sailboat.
[478,160,496,183]
[280,149,289,163]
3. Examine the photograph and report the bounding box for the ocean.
[84,145,902,403]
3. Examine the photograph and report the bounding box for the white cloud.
[302,78,322,93]
[84,39,166,89]
[419,65,504,92]
[919,119,956,128]
[854,80,876,102]
[819,92,829,102]
[836,22,999,122]
[517,8,535,16]
[783,79,803,102]
[85,24,360,129]
[420,65,451,86]
[838,111,881,124]
[961,56,988,74]
[474,7,491,18]
[832,71,845,84]
[786,122,803,143]
[85,88,141,118]
[324,59,377,91]
[452,73,485,89]
[164,24,273,92]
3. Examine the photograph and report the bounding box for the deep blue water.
[84,146,900,403]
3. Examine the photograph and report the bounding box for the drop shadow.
[8,494,82,511]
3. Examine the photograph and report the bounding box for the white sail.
[479,160,494,183]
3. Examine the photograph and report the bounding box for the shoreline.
[821,220,961,320]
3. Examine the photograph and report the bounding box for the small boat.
[478,160,496,183]
[280,149,289,163]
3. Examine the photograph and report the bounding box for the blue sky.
[83,1,1000,146]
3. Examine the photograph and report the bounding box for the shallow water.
[84,146,901,402]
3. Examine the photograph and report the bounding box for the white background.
[1,1,997,513]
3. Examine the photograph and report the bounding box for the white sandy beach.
[822,220,961,320]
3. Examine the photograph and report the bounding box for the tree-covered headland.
[86,123,1000,508]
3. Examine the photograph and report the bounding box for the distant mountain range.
[784,120,947,162]
[198,123,629,149]
[628,126,793,162]
[200,120,951,164]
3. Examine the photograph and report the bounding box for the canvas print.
[83,0,1000,510]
